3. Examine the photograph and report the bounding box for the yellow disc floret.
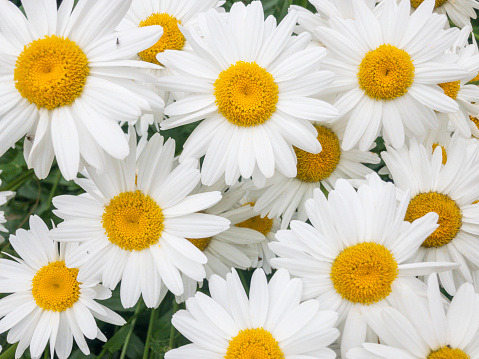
[427,346,470,359]
[294,125,341,183]
[14,35,89,110]
[411,0,448,8]
[358,44,415,101]
[214,61,279,127]
[187,237,213,252]
[470,115,479,133]
[138,13,185,65]
[432,143,447,165]
[438,81,460,100]
[225,328,284,359]
[235,203,273,236]
[32,261,81,312]
[102,190,164,251]
[330,242,398,304]
[405,192,462,248]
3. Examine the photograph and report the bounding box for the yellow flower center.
[214,61,278,127]
[225,328,284,359]
[187,237,213,252]
[432,143,447,165]
[470,115,479,133]
[330,242,398,304]
[405,192,462,248]
[411,0,448,8]
[32,261,81,312]
[438,81,460,100]
[102,190,164,251]
[14,35,89,110]
[235,203,274,236]
[358,44,415,101]
[427,346,470,359]
[471,72,479,83]
[138,13,185,65]
[294,125,341,183]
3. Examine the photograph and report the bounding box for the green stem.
[168,300,180,350]
[142,306,159,359]
[44,169,61,211]
[120,302,143,359]
[0,169,34,191]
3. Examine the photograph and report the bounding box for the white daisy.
[156,1,338,185]
[0,0,165,180]
[408,0,479,28]
[436,26,479,138]
[317,0,468,151]
[0,174,14,243]
[382,135,479,295]
[117,0,225,135]
[166,268,340,359]
[247,122,380,229]
[50,132,230,308]
[347,273,479,359]
[0,215,125,359]
[177,180,265,302]
[269,173,458,358]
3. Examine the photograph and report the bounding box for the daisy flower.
[436,26,479,138]
[116,0,225,135]
[382,135,479,295]
[0,216,125,359]
[247,122,380,229]
[317,0,468,151]
[269,173,458,358]
[177,180,265,301]
[156,1,338,185]
[51,132,230,308]
[347,273,479,359]
[0,0,165,180]
[166,268,340,359]
[408,0,479,28]
[0,174,14,243]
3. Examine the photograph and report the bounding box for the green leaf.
[102,324,132,353]
[0,343,18,359]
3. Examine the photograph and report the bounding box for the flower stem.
[142,306,159,359]
[168,300,180,350]
[120,301,142,359]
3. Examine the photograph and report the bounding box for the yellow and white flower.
[0,216,125,359]
[248,122,380,229]
[166,268,340,359]
[269,173,458,357]
[382,135,479,295]
[317,0,468,151]
[156,1,338,185]
[0,0,165,180]
[348,273,479,359]
[51,133,229,308]
[407,0,479,28]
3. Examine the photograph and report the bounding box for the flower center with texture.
[235,203,273,236]
[294,125,341,183]
[32,261,81,312]
[138,13,185,65]
[410,0,448,8]
[187,237,212,252]
[358,44,414,101]
[102,190,164,251]
[14,35,89,110]
[214,61,279,127]
[432,143,447,164]
[427,346,470,359]
[438,81,460,100]
[225,328,284,359]
[405,192,462,248]
[330,242,398,304]
[470,115,479,133]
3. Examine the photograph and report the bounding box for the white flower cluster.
[0,0,479,358]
